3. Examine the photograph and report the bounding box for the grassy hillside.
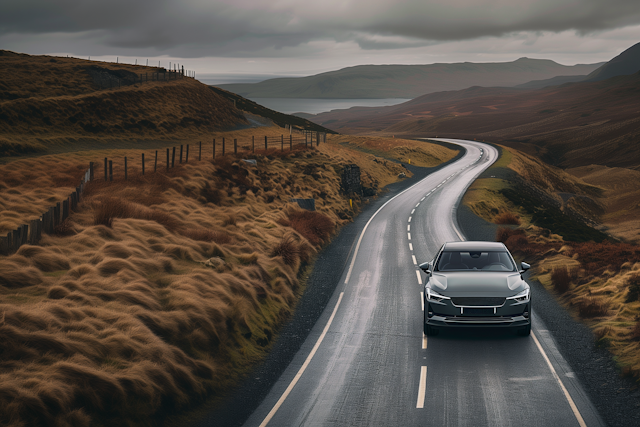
[0,51,329,159]
[467,145,640,384]
[216,58,601,99]
[0,134,458,426]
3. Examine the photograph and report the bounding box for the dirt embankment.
[0,134,455,426]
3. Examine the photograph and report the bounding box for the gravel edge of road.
[193,145,466,427]
[457,189,640,427]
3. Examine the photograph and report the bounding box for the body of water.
[249,98,412,115]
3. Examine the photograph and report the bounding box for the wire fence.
[0,131,327,255]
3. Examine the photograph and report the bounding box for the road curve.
[242,139,604,427]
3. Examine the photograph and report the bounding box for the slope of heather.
[216,58,602,99]
[309,71,640,169]
[585,41,640,82]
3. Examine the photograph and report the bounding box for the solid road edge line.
[532,331,587,427]
[259,292,345,427]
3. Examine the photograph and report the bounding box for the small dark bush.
[577,298,608,318]
[493,211,521,225]
[271,235,299,266]
[625,274,640,303]
[551,266,573,294]
[284,210,335,246]
[631,320,640,341]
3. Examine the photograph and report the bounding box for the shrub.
[577,298,608,318]
[631,320,640,341]
[571,242,640,276]
[551,266,573,294]
[493,211,521,225]
[271,235,299,266]
[495,227,525,243]
[285,210,335,246]
[625,274,640,303]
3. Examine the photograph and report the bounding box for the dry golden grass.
[0,131,453,425]
[567,165,640,243]
[512,228,640,383]
[327,134,456,169]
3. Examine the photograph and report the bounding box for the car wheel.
[517,323,531,336]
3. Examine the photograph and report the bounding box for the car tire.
[517,323,531,336]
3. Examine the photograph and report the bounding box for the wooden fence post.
[290,134,293,150]
[281,135,284,151]
[124,157,128,180]
[89,162,94,181]
[264,136,268,151]
[0,233,9,255]
[62,200,69,221]
[109,160,113,181]
[104,157,108,181]
[222,138,225,155]
[172,147,176,167]
[234,139,237,154]
[252,136,255,152]
[54,203,60,227]
[166,148,170,171]
[142,153,145,175]
[154,150,158,172]
[199,141,202,161]
[29,219,38,244]
[179,145,183,164]
[186,144,189,163]
[213,139,216,159]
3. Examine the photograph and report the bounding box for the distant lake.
[249,98,412,115]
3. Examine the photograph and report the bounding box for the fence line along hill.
[0,50,330,159]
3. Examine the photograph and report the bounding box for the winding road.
[242,139,605,427]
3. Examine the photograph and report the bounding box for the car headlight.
[507,288,530,302]
[426,288,450,303]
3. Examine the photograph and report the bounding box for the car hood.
[429,272,526,296]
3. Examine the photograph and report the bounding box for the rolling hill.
[305,42,640,170]
[216,58,602,99]
[0,50,331,158]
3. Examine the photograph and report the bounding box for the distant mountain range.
[302,41,640,169]
[515,41,640,89]
[217,59,603,99]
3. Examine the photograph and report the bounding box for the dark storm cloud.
[2,0,640,56]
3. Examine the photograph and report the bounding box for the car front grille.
[461,307,494,316]
[451,297,506,307]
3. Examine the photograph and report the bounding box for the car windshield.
[436,250,516,272]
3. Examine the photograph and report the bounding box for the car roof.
[442,241,507,252]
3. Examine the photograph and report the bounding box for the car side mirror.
[520,262,530,273]
[419,262,431,274]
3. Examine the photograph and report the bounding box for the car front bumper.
[425,300,531,328]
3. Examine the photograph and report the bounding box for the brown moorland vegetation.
[307,72,640,169]
[462,144,640,382]
[0,132,455,425]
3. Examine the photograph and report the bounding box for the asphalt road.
[239,139,605,427]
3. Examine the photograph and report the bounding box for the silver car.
[420,241,531,336]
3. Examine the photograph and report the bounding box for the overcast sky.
[2,0,640,76]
